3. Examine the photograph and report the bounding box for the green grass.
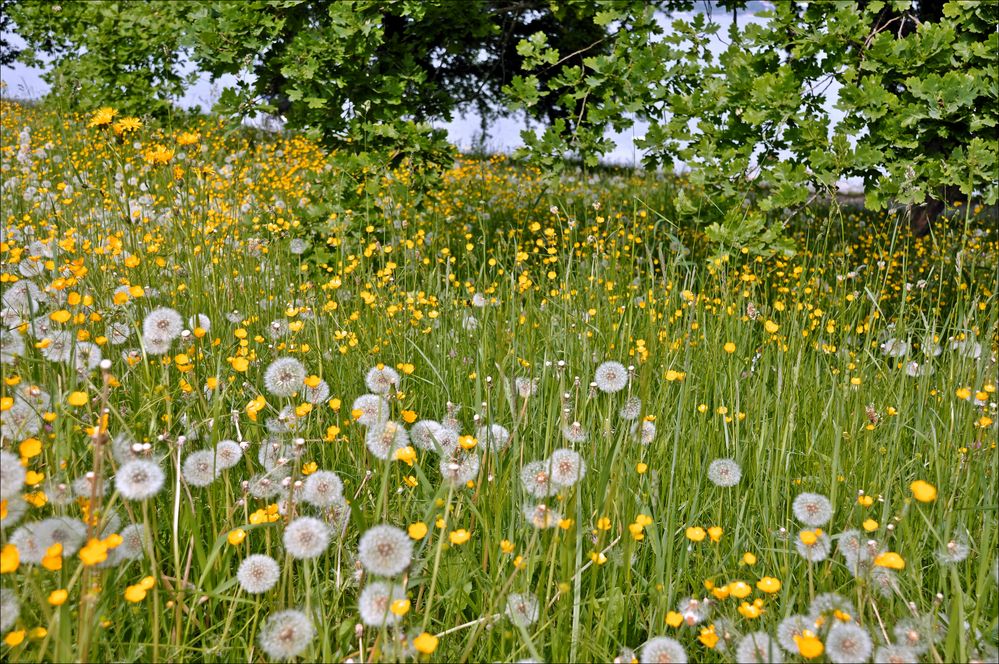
[0,101,996,663]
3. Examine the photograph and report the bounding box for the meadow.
[0,101,996,663]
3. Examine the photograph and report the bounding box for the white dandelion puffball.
[641,636,688,664]
[548,448,586,488]
[181,449,219,487]
[263,357,307,398]
[365,365,400,395]
[825,622,872,664]
[619,396,642,420]
[188,313,211,332]
[213,440,243,470]
[736,632,783,664]
[0,588,19,633]
[1,449,27,499]
[873,645,917,663]
[142,307,183,341]
[116,523,148,561]
[115,460,166,501]
[365,420,409,460]
[707,458,742,487]
[594,360,628,393]
[776,615,814,653]
[792,492,833,527]
[237,554,280,594]
[410,420,444,451]
[520,460,556,498]
[358,524,413,577]
[505,592,540,627]
[258,609,314,660]
[283,517,330,559]
[352,394,389,427]
[358,581,407,627]
[302,470,344,507]
[795,530,832,562]
[476,424,511,452]
[439,452,480,487]
[9,517,87,564]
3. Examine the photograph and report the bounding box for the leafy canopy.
[7,0,996,248]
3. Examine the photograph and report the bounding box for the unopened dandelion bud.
[354,623,364,639]
[176,435,187,447]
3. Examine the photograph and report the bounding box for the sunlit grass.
[0,101,996,663]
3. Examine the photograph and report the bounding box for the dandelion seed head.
[248,471,288,499]
[358,581,406,627]
[302,470,344,507]
[505,592,540,627]
[258,609,314,661]
[115,460,165,501]
[633,419,656,445]
[263,357,307,398]
[825,622,872,664]
[365,365,400,395]
[352,394,389,427]
[0,329,24,363]
[0,588,19,634]
[1,400,41,440]
[439,451,480,487]
[893,616,940,655]
[182,449,219,487]
[0,495,27,530]
[9,516,87,563]
[561,421,588,444]
[736,632,783,664]
[514,377,538,398]
[116,523,148,561]
[410,420,444,451]
[795,530,831,562]
[523,503,562,529]
[365,420,409,460]
[358,524,412,576]
[809,592,855,620]
[237,554,280,594]
[640,636,688,664]
[214,440,243,469]
[792,492,833,527]
[520,461,556,498]
[142,307,183,341]
[549,448,585,487]
[776,614,814,653]
[1,449,27,499]
[283,516,330,559]
[188,313,211,332]
[141,332,173,355]
[594,361,628,393]
[707,458,742,487]
[303,379,330,405]
[619,395,642,420]
[874,645,918,663]
[476,424,511,452]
